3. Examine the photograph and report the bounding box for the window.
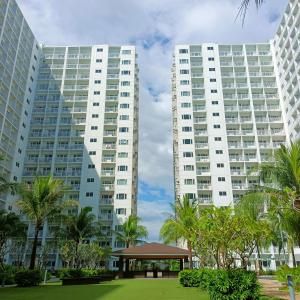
[179,49,188,53]
[94,91,100,95]
[116,208,126,215]
[184,165,194,171]
[119,139,128,145]
[212,112,219,116]
[181,91,190,96]
[88,164,95,169]
[16,162,19,167]
[90,138,97,142]
[89,151,96,155]
[214,137,222,141]
[184,179,195,185]
[118,152,128,158]
[96,59,102,63]
[119,127,129,133]
[183,139,193,144]
[120,103,129,108]
[86,192,93,197]
[92,114,99,118]
[219,191,227,196]
[118,165,128,171]
[216,150,223,154]
[208,57,215,61]
[212,101,218,105]
[91,126,98,130]
[179,59,189,64]
[180,80,190,85]
[211,89,217,93]
[185,193,195,199]
[214,124,221,128]
[120,92,130,97]
[183,152,193,157]
[117,179,127,185]
[182,126,192,132]
[181,102,191,108]
[97,48,103,52]
[95,69,101,73]
[94,80,101,84]
[87,178,95,182]
[121,81,130,86]
[210,78,216,82]
[209,68,215,71]
[122,49,131,54]
[121,70,130,75]
[119,115,129,120]
[122,60,131,65]
[217,163,224,168]
[116,193,127,200]
[207,46,214,50]
[93,102,99,106]
[182,114,191,120]
[180,69,189,74]
[218,177,225,182]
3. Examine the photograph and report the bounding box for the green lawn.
[0,279,209,300]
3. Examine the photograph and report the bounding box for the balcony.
[196,169,210,175]
[103,131,116,137]
[102,157,116,163]
[104,119,117,125]
[198,198,213,204]
[197,184,211,190]
[194,117,206,123]
[101,170,115,176]
[232,184,247,189]
[100,199,113,205]
[101,184,114,191]
[103,144,116,150]
[194,130,207,136]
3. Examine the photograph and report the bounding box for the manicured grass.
[0,279,210,300]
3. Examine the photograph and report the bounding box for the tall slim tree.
[160,195,197,269]
[115,215,148,248]
[17,176,72,269]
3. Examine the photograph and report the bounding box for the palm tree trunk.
[291,245,296,267]
[256,243,262,271]
[187,242,193,269]
[29,224,40,270]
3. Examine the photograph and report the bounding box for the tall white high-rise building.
[0,0,40,209]
[173,43,287,206]
[1,1,139,268]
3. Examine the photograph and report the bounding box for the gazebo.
[112,242,190,278]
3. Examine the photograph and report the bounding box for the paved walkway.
[259,278,300,300]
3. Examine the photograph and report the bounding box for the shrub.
[15,270,42,287]
[57,268,110,279]
[276,265,300,286]
[0,265,18,285]
[207,269,260,300]
[179,269,213,289]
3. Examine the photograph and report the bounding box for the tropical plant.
[17,176,73,269]
[237,0,264,25]
[160,195,197,269]
[0,210,26,267]
[115,215,148,248]
[0,154,19,195]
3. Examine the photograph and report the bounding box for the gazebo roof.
[112,242,190,259]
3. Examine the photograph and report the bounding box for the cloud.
[17,0,288,239]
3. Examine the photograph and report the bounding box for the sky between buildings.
[17,0,288,241]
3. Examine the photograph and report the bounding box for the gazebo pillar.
[179,258,184,270]
[119,256,124,272]
[125,258,129,272]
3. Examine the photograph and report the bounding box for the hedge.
[179,268,260,300]
[15,270,42,287]
[57,268,113,279]
[276,265,300,286]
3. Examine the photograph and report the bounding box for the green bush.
[0,265,18,285]
[207,269,260,300]
[276,265,300,286]
[15,270,42,287]
[179,269,260,300]
[179,269,213,289]
[57,268,109,279]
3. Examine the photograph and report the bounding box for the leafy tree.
[115,215,148,248]
[160,195,197,269]
[17,176,73,269]
[0,210,26,267]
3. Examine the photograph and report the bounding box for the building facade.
[172,43,287,206]
[0,0,40,209]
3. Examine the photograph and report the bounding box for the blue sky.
[17,0,288,241]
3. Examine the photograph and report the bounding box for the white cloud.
[17,0,288,199]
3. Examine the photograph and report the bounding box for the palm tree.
[0,210,26,267]
[237,0,264,25]
[115,215,148,248]
[160,195,197,269]
[17,176,72,269]
[60,206,100,267]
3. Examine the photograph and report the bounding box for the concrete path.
[259,278,300,300]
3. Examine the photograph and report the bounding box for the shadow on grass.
[0,283,121,300]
